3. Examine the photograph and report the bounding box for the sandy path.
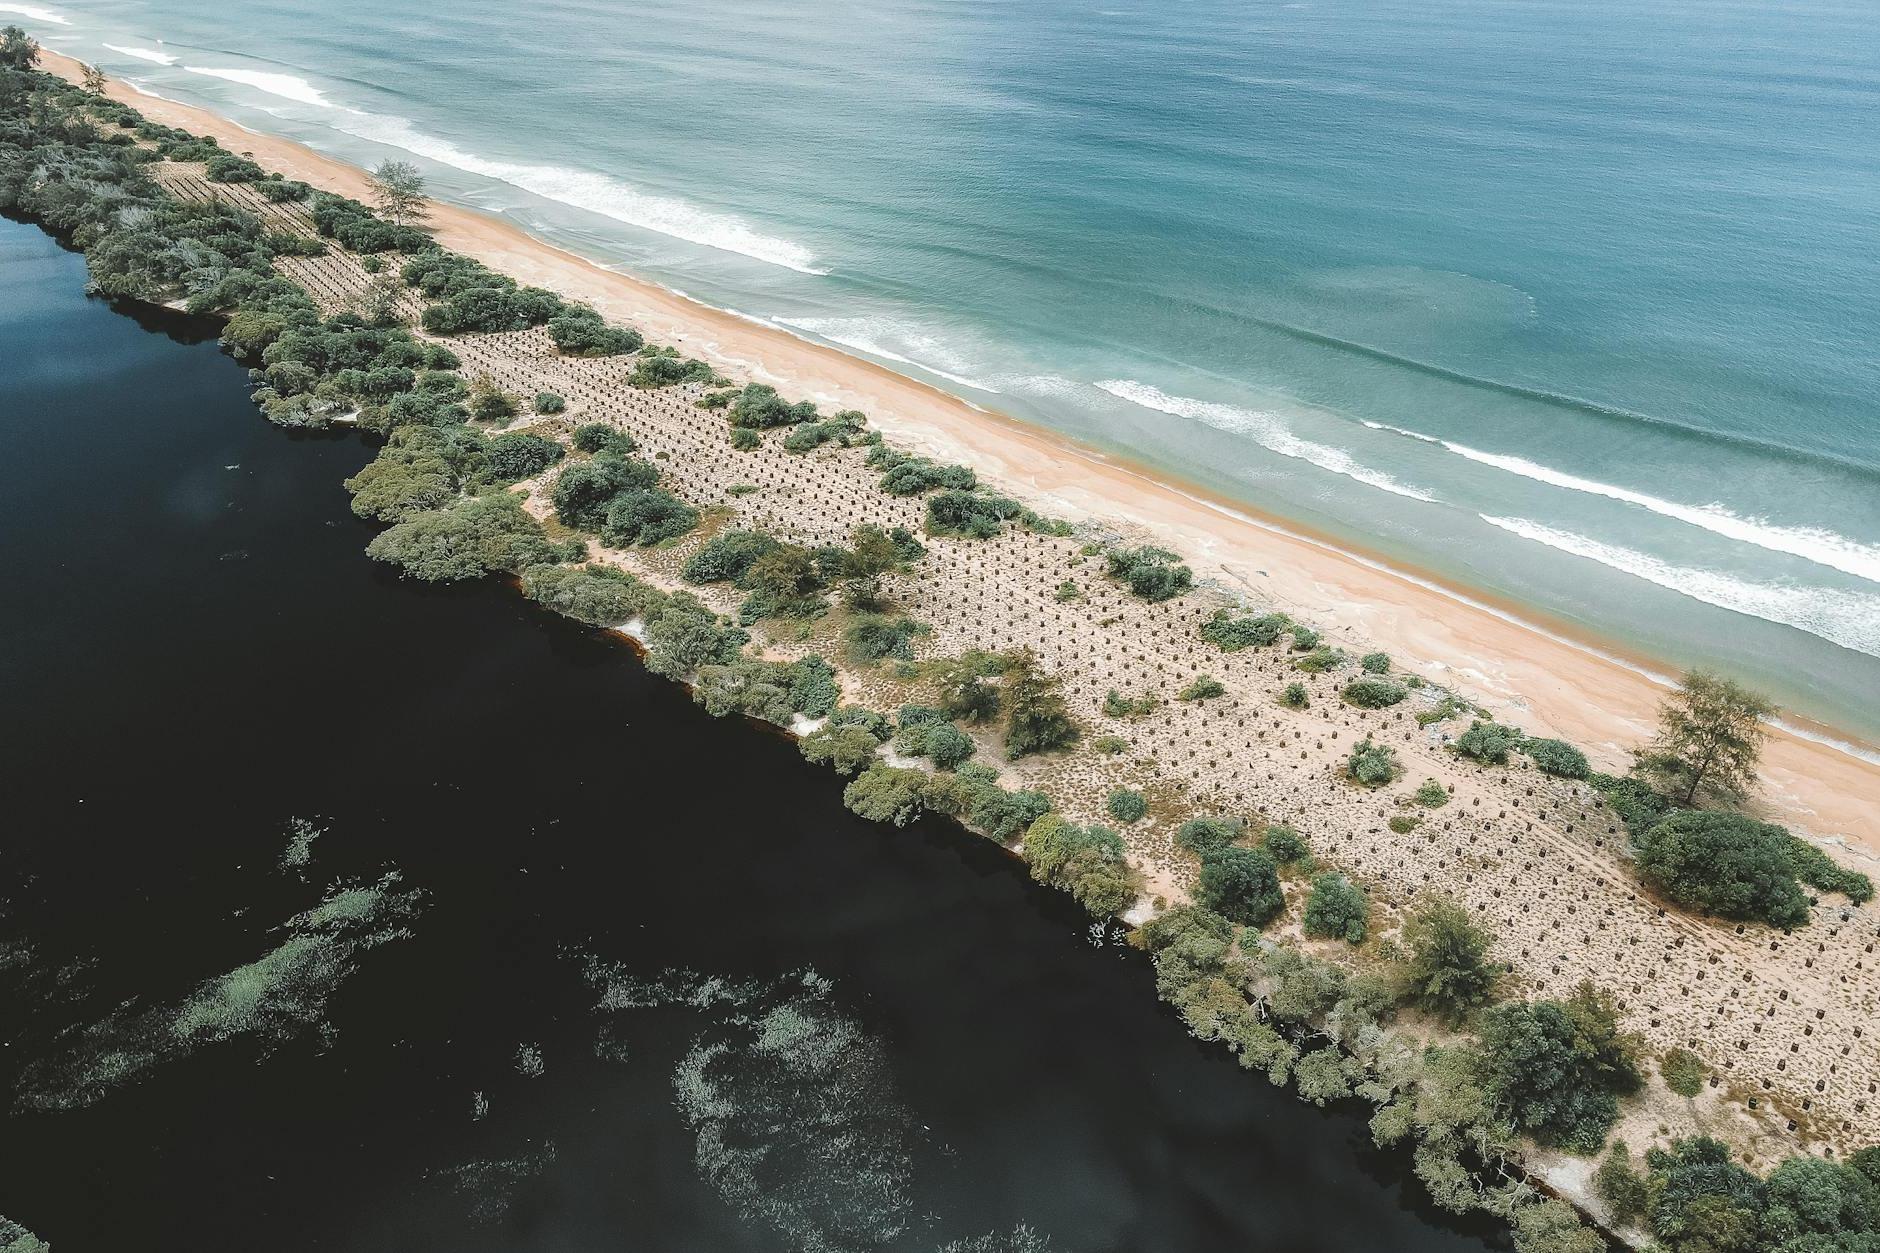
[47,50,1880,855]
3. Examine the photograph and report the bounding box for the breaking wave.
[1098,379,1438,502]
[1481,516,1880,658]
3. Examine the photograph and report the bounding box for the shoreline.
[44,49,1880,856]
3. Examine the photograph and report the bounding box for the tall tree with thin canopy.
[369,159,428,228]
[1634,669,1776,807]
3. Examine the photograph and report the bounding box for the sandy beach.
[44,49,1880,858]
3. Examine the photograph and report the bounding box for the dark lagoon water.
[0,216,1507,1253]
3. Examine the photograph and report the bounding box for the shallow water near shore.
[0,218,1514,1250]
[31,0,1880,743]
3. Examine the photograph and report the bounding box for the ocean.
[19,0,1880,744]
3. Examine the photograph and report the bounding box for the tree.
[0,25,38,70]
[1635,669,1776,806]
[81,61,106,93]
[369,160,427,227]
[1303,874,1369,943]
[1002,652,1078,758]
[1475,981,1642,1151]
[1399,897,1500,1024]
[1635,810,1811,929]
[1197,847,1284,927]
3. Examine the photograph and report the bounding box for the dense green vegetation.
[1196,846,1284,927]
[1635,810,1853,929]
[1343,676,1407,708]
[925,489,1022,539]
[1302,874,1368,943]
[1397,898,1500,1024]
[1474,982,1640,1151]
[1104,545,1193,602]
[1199,609,1289,651]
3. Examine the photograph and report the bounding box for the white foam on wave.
[184,66,332,106]
[178,62,825,275]
[775,316,1001,393]
[103,42,177,65]
[1368,421,1880,584]
[1098,380,1438,502]
[0,4,69,24]
[1481,515,1880,659]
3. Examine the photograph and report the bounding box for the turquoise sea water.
[20,0,1880,745]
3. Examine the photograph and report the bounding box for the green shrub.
[926,490,1021,539]
[879,456,975,496]
[1594,1144,1649,1228]
[1107,788,1147,824]
[1178,675,1225,701]
[1200,610,1288,651]
[1293,647,1341,674]
[844,614,924,663]
[1105,546,1193,602]
[601,488,698,547]
[1280,681,1309,709]
[1343,677,1407,708]
[533,391,565,415]
[520,563,656,626]
[1197,847,1284,927]
[1388,815,1420,834]
[365,493,562,582]
[730,427,761,451]
[1261,825,1309,865]
[1635,810,1813,929]
[729,382,817,429]
[1346,738,1399,787]
[1399,898,1500,1024]
[1103,690,1159,718]
[548,309,641,356]
[1414,779,1449,807]
[683,529,779,585]
[1303,874,1369,943]
[1022,814,1141,917]
[1476,983,1640,1152]
[550,454,661,529]
[1177,816,1244,857]
[1522,737,1588,779]
[483,432,563,482]
[1660,1047,1706,1098]
[1360,652,1391,674]
[800,723,884,776]
[1454,720,1521,765]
